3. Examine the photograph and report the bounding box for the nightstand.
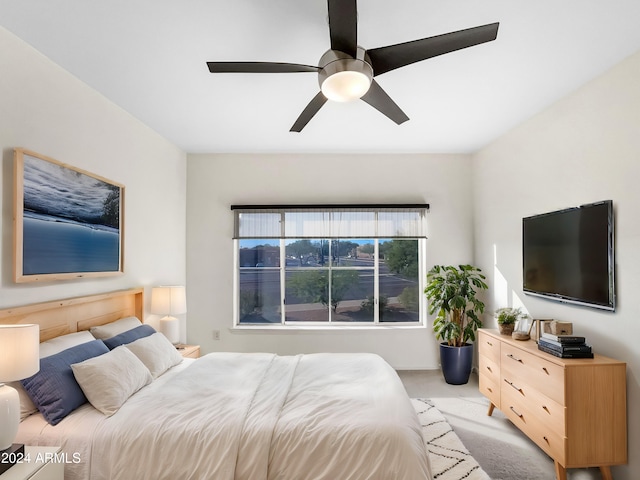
[0,446,64,480]
[176,344,200,358]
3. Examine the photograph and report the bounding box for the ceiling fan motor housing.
[318,47,373,102]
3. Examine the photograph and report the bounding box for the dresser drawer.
[501,371,566,436]
[502,385,567,465]
[479,371,500,407]
[479,353,500,384]
[501,343,565,405]
[478,330,501,364]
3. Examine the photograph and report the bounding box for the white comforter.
[19,352,431,480]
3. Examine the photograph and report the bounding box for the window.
[233,205,428,327]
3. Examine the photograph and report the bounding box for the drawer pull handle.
[543,436,550,444]
[504,378,523,394]
[509,406,523,419]
[486,366,492,373]
[542,367,550,375]
[487,341,493,347]
[542,406,550,414]
[487,387,493,393]
[507,354,523,363]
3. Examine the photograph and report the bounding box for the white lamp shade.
[151,286,186,344]
[151,286,187,316]
[0,324,40,382]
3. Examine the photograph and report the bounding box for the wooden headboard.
[0,288,144,342]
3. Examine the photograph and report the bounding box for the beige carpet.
[412,398,491,480]
[426,395,561,480]
[402,371,604,480]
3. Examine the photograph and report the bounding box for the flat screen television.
[522,200,615,311]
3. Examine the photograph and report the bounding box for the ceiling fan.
[207,0,499,132]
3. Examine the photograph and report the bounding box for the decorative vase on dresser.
[498,323,514,335]
[478,328,627,480]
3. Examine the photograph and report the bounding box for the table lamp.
[151,286,186,344]
[0,324,40,458]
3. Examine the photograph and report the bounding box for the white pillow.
[17,330,95,421]
[39,330,96,358]
[125,333,183,379]
[89,317,142,340]
[71,346,152,416]
[10,381,38,421]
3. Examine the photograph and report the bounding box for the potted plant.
[424,264,488,385]
[494,307,529,336]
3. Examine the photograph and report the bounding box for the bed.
[2,288,432,480]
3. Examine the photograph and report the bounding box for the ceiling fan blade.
[361,80,409,125]
[290,92,328,132]
[207,62,319,73]
[328,0,358,57]
[367,22,499,76]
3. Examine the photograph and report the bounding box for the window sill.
[231,324,426,334]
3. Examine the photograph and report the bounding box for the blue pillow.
[21,339,109,425]
[103,324,156,350]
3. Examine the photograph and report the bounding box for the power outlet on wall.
[212,330,220,341]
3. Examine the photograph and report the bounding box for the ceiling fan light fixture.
[321,70,371,102]
[318,48,373,102]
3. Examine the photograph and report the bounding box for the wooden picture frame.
[13,148,125,283]
[532,318,553,343]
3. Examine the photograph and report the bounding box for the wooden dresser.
[478,329,627,480]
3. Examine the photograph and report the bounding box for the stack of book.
[538,333,594,358]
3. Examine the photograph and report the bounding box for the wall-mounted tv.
[522,200,615,311]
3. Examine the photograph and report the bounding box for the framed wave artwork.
[13,148,124,283]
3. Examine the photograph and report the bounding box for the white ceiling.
[2,0,640,154]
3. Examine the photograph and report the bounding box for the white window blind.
[233,205,428,239]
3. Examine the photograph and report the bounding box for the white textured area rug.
[412,398,491,480]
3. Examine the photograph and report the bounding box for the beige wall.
[473,50,640,480]
[186,153,475,369]
[0,27,188,335]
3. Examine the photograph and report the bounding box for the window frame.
[232,205,429,329]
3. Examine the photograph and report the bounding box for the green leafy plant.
[287,270,359,312]
[398,286,419,312]
[494,307,529,325]
[361,294,388,319]
[239,290,262,317]
[383,239,419,279]
[424,265,489,347]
